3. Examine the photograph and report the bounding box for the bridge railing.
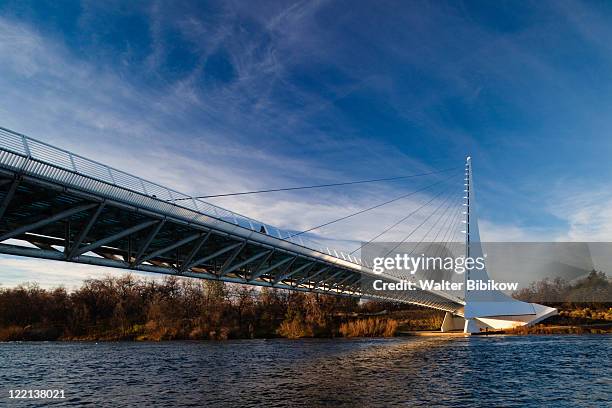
[0,126,365,267]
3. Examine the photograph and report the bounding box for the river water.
[0,335,610,407]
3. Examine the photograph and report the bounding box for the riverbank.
[2,275,610,341]
[397,312,612,336]
[508,314,612,335]
[0,275,426,341]
[3,307,610,341]
[0,316,400,342]
[399,324,612,337]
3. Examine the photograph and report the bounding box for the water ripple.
[0,335,610,407]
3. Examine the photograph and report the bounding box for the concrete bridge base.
[440,303,558,334]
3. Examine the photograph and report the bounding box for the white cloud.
[549,188,612,241]
[0,14,467,287]
[478,219,556,242]
[0,255,156,289]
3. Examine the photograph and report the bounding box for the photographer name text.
[372,279,518,291]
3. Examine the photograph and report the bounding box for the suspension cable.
[403,190,463,260]
[384,190,459,280]
[288,172,461,239]
[394,192,462,280]
[169,166,462,201]
[348,181,455,255]
[381,185,460,259]
[431,198,465,259]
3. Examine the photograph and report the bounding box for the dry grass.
[559,308,612,321]
[0,326,25,341]
[339,318,398,337]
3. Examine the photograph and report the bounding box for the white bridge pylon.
[441,157,557,334]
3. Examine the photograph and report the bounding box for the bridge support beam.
[0,178,20,221]
[72,219,158,257]
[219,241,247,276]
[132,220,166,266]
[440,312,465,332]
[250,255,294,281]
[179,231,212,273]
[221,247,269,277]
[67,203,106,259]
[270,255,298,282]
[295,266,329,287]
[0,202,98,242]
[247,249,275,280]
[313,270,343,290]
[464,318,483,333]
[186,241,243,270]
[137,232,204,266]
[273,261,314,285]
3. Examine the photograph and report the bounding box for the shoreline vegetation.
[0,271,610,341]
[510,270,612,335]
[0,275,412,341]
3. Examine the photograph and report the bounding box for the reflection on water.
[0,335,610,407]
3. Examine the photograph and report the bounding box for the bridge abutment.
[440,312,465,332]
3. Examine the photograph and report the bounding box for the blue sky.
[1,0,612,286]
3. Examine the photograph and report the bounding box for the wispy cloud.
[549,187,612,241]
[0,9,461,286]
[2,1,612,287]
[0,256,155,289]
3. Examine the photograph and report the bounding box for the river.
[1,335,610,407]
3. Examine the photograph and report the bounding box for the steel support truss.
[0,168,463,313]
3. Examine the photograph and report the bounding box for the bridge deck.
[0,126,463,313]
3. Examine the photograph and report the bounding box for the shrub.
[339,318,398,337]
